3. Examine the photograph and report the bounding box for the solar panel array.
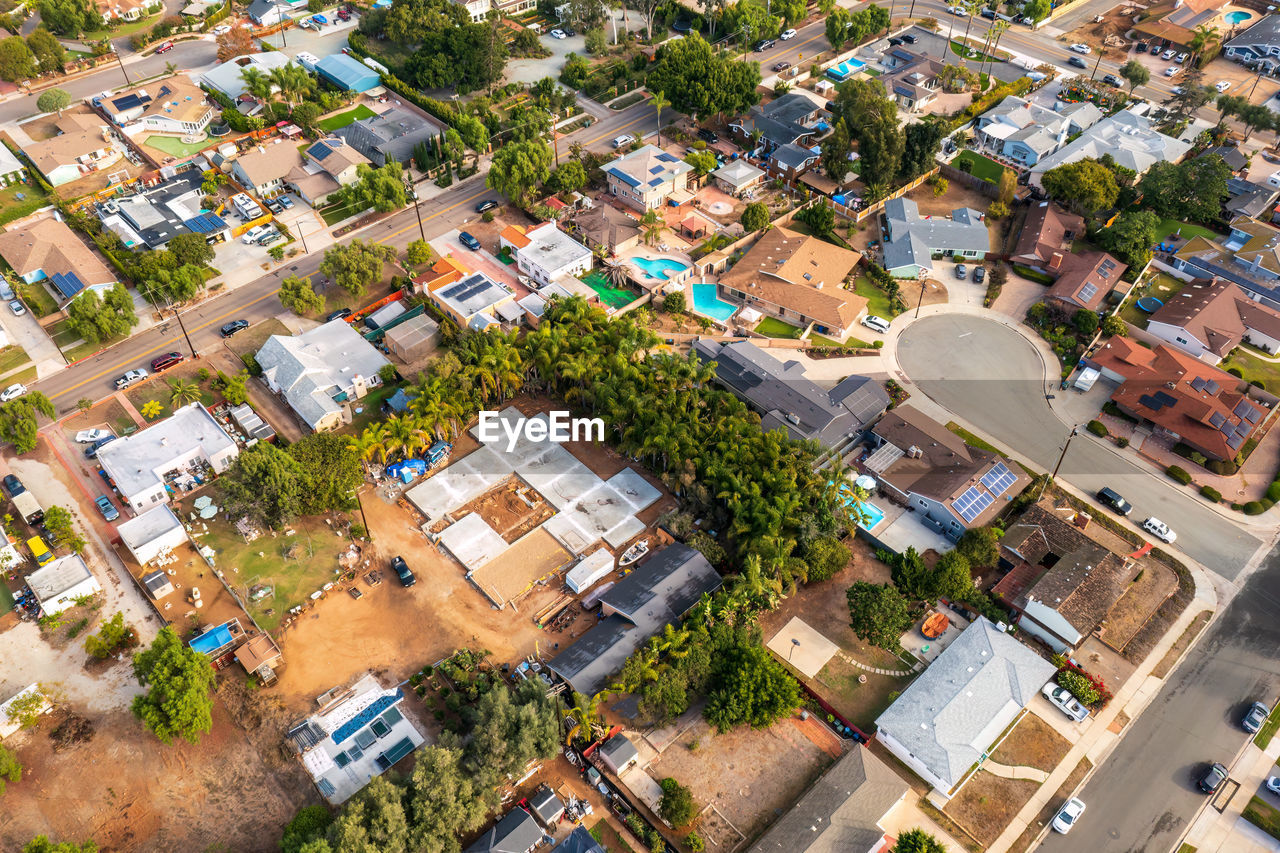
[1076,282,1097,303]
[953,486,994,523]
[980,462,1017,497]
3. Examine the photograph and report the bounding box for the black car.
[84,436,117,459]
[1068,56,1088,69]
[326,308,353,322]
[888,36,903,45]
[459,231,481,251]
[564,26,575,35]
[697,128,719,144]
[1136,41,1148,53]
[1096,486,1132,516]
[901,33,918,43]
[475,199,499,213]
[3,474,23,496]
[220,319,249,338]
[1198,762,1228,794]
[1102,74,1123,87]
[753,38,775,51]
[391,555,416,587]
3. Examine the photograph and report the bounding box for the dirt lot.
[989,713,1071,773]
[1097,559,1177,650]
[944,770,1042,847]
[463,478,557,542]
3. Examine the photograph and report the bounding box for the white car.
[75,429,112,444]
[780,28,796,40]
[1052,798,1086,834]
[210,24,230,35]
[1172,85,1186,94]
[1142,516,1176,544]
[1042,683,1090,722]
[1267,776,1280,796]
[0,383,26,402]
[1162,48,1177,60]
[862,315,891,333]
[549,28,567,38]
[947,5,967,14]
[1164,65,1180,77]
[1069,43,1091,54]
[1216,80,1232,92]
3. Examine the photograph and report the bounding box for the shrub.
[1086,420,1108,437]
[1057,670,1101,705]
[1115,436,1129,448]
[1166,465,1192,485]
[659,777,696,826]
[1200,485,1222,503]
[1245,501,1267,515]
[1228,367,1244,378]
[1266,481,1280,503]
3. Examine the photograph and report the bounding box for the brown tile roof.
[1011,202,1084,268]
[0,218,115,291]
[234,142,300,189]
[1090,338,1264,460]
[1047,251,1126,311]
[1147,277,1253,357]
[718,226,865,331]
[571,204,640,250]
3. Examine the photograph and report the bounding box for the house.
[97,169,230,250]
[97,403,240,511]
[881,197,989,279]
[117,505,189,568]
[315,54,381,93]
[1087,338,1267,461]
[993,502,1139,653]
[745,746,908,853]
[602,144,693,211]
[880,51,945,113]
[974,96,1101,168]
[864,405,1031,538]
[231,141,301,199]
[711,159,765,197]
[730,92,828,153]
[26,555,102,616]
[286,673,426,804]
[1045,252,1126,312]
[201,53,297,99]
[548,544,722,695]
[95,0,147,21]
[0,144,24,186]
[449,0,534,21]
[713,226,867,339]
[100,77,216,136]
[568,204,642,254]
[234,632,284,683]
[875,617,1055,798]
[1030,109,1192,188]
[247,0,306,26]
[598,734,639,774]
[427,270,518,330]
[1168,218,1280,309]
[1010,202,1085,273]
[502,221,592,287]
[1224,178,1279,220]
[465,807,542,853]
[21,111,121,187]
[1147,277,1280,362]
[1201,145,1250,175]
[337,107,446,166]
[1224,13,1280,70]
[694,339,888,451]
[1132,0,1218,53]
[451,0,494,22]
[767,142,820,181]
[302,137,369,186]
[552,827,605,853]
[257,320,392,432]
[0,217,116,303]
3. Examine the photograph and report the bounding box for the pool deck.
[690,282,739,323]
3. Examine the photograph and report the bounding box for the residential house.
[0,217,117,303]
[95,0,148,20]
[864,405,1031,539]
[993,501,1139,653]
[568,204,642,254]
[529,784,565,827]
[116,505,189,568]
[1086,337,1266,461]
[767,142,820,182]
[315,54,381,93]
[257,320,393,432]
[974,96,1102,168]
[451,0,493,21]
[231,141,300,199]
[1010,201,1085,273]
[426,270,518,331]
[1201,145,1250,175]
[875,617,1055,798]
[100,77,216,136]
[286,673,425,804]
[1045,252,1126,312]
[464,807,541,853]
[694,339,888,453]
[745,746,909,853]
[1030,109,1192,187]
[880,50,945,113]
[1147,276,1280,362]
[1132,0,1218,53]
[247,0,307,26]
[337,107,446,166]
[302,136,369,185]
[729,92,828,154]
[21,111,121,187]
[25,555,101,617]
[711,159,765,197]
[97,169,230,250]
[234,632,284,683]
[1224,178,1279,220]
[501,221,592,287]
[881,197,989,279]
[1168,217,1280,309]
[548,544,722,695]
[713,226,867,339]
[0,144,24,186]
[552,827,605,853]
[602,144,693,211]
[1225,13,1280,70]
[201,53,297,99]
[97,403,240,511]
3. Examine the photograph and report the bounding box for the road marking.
[583,111,657,147]
[958,332,972,338]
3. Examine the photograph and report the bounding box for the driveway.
[0,303,63,377]
[893,313,1262,577]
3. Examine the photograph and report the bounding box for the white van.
[861,315,891,334]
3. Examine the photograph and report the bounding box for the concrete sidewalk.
[1180,731,1280,852]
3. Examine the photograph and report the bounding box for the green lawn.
[143,134,212,158]
[0,344,31,376]
[950,40,999,62]
[344,384,401,436]
[16,280,59,318]
[1154,218,1222,244]
[1119,273,1187,330]
[126,380,217,423]
[0,582,13,615]
[946,421,1010,457]
[0,182,52,227]
[82,13,159,41]
[1244,796,1280,841]
[951,150,1008,184]
[317,104,378,132]
[755,316,804,338]
[854,274,897,318]
[1254,702,1280,749]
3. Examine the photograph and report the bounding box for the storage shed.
[27,555,101,616]
[598,734,639,774]
[315,54,381,92]
[565,548,614,594]
[384,313,441,362]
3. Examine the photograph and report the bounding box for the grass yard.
[82,13,159,41]
[588,821,637,853]
[143,134,212,158]
[950,41,999,63]
[1155,218,1222,244]
[1244,795,1280,841]
[0,344,31,377]
[1119,272,1186,330]
[1254,702,1280,749]
[15,280,59,318]
[854,274,898,318]
[222,317,291,356]
[1222,346,1280,395]
[125,364,218,423]
[317,104,378,132]
[952,150,1008,184]
[0,181,52,227]
[755,316,804,338]
[944,771,1041,847]
[344,383,400,435]
[317,197,367,225]
[989,713,1071,773]
[0,581,12,614]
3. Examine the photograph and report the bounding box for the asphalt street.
[895,314,1262,577]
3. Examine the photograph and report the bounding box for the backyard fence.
[939,162,1002,200]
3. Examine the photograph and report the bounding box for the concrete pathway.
[983,760,1051,784]
[833,648,922,677]
[0,304,65,379]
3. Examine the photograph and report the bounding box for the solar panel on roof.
[1245,405,1262,424]
[980,462,1017,497]
[1139,394,1164,410]
[649,178,664,187]
[649,166,664,174]
[1206,380,1221,394]
[49,272,84,300]
[1077,282,1097,302]
[1209,411,1227,428]
[310,142,333,160]
[1191,376,1207,392]
[656,153,677,162]
[1154,390,1178,407]
[952,486,994,523]
[1228,432,1247,450]
[1233,399,1256,419]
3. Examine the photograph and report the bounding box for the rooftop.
[434,271,514,319]
[22,111,111,174]
[103,76,211,126]
[603,144,692,192]
[1031,108,1192,177]
[0,218,115,296]
[1011,201,1084,269]
[464,807,542,853]
[882,197,989,273]
[516,222,592,274]
[1047,251,1126,311]
[233,141,301,188]
[257,320,392,430]
[26,554,95,605]
[96,403,238,500]
[117,504,185,554]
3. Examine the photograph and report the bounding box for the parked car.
[1136,41,1148,53]
[278,195,293,209]
[1216,80,1232,93]
[84,436,116,459]
[391,555,416,587]
[772,60,792,72]
[75,429,111,444]
[94,495,119,522]
[697,128,719,144]
[1042,683,1090,722]
[888,36,903,46]
[8,300,24,316]
[155,41,174,53]
[150,352,185,372]
[220,319,249,338]
[1162,48,1177,60]
[475,199,499,213]
[211,24,231,35]
[1102,73,1123,87]
[1176,52,1189,64]
[954,263,968,279]
[973,266,986,283]
[1198,762,1229,794]
[0,383,26,402]
[947,5,967,14]
[116,368,148,389]
[780,28,796,39]
[901,33,918,43]
[337,8,351,20]
[349,586,363,600]
[549,28,567,38]
[754,38,776,50]
[1052,798,1086,834]
[1267,776,1280,796]
[862,315,891,333]
[3,474,24,497]
[1096,486,1132,516]
[458,231,481,251]
[1142,516,1176,543]
[612,134,635,148]
[1244,701,1271,733]
[326,308,353,322]
[1068,56,1088,69]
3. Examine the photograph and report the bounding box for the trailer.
[12,491,43,526]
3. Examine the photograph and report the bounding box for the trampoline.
[1136,296,1164,313]
[826,59,866,81]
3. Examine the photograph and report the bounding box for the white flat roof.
[27,554,95,603]
[97,404,237,500]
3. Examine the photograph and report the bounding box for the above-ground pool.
[826,59,866,81]
[691,283,738,322]
[631,257,690,280]
[1226,10,1252,24]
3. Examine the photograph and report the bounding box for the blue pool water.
[858,501,886,531]
[631,257,690,280]
[1226,10,1252,24]
[826,59,867,81]
[691,283,738,322]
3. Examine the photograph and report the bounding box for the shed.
[315,54,381,92]
[235,632,283,679]
[117,505,188,566]
[384,313,441,361]
[141,569,175,599]
[230,404,277,444]
[565,548,614,594]
[365,299,407,330]
[27,555,101,616]
[529,783,565,827]
[598,734,639,774]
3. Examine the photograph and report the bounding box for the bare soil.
[1152,609,1212,679]
[462,478,557,543]
[1097,559,1178,650]
[1007,756,1093,853]
[944,770,1041,847]
[989,713,1071,773]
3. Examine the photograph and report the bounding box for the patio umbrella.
[193,496,212,510]
[199,505,218,519]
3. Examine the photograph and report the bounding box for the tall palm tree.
[1189,24,1220,68]
[239,66,273,103]
[958,0,983,60]
[381,414,428,461]
[347,427,386,473]
[640,208,664,247]
[651,90,670,147]
[168,378,201,408]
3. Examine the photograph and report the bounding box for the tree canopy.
[0,392,55,454]
[892,828,947,853]
[0,742,20,796]
[1119,59,1149,93]
[1041,159,1119,215]
[287,433,364,517]
[0,36,36,83]
[131,626,217,745]
[337,161,408,214]
[279,275,325,315]
[22,838,96,853]
[27,28,65,75]
[704,639,799,732]
[740,201,770,232]
[36,88,69,114]
[486,139,553,206]
[830,78,903,194]
[659,778,697,826]
[37,0,100,37]
[847,581,912,649]
[65,283,138,345]
[647,34,761,120]
[1096,208,1160,269]
[1137,156,1230,224]
[219,442,308,529]
[320,240,397,298]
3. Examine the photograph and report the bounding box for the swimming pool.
[631,257,690,280]
[691,283,738,322]
[834,481,886,530]
[1225,10,1252,24]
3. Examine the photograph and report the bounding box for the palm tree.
[640,208,664,247]
[347,427,386,473]
[958,0,983,61]
[168,378,201,408]
[600,258,633,289]
[651,90,670,147]
[381,414,428,461]
[239,67,274,103]
[1189,24,1220,68]
[563,691,608,744]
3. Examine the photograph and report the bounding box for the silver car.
[1042,683,1090,722]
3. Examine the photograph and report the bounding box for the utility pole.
[112,43,131,85]
[1090,46,1104,82]
[1050,425,1080,481]
[914,275,928,318]
[172,303,196,357]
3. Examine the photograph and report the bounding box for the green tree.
[65,284,138,344]
[219,441,307,529]
[1137,156,1230,223]
[704,639,799,732]
[1022,0,1049,21]
[1119,59,1149,93]
[26,27,65,75]
[796,200,836,239]
[84,611,134,659]
[820,118,853,182]
[131,626,217,745]
[0,743,21,796]
[1162,68,1211,122]
[405,239,433,267]
[826,7,851,47]
[465,680,561,785]
[320,240,397,298]
[211,370,249,406]
[1097,208,1159,268]
[37,0,99,37]
[36,87,69,115]
[832,78,903,185]
[740,201,770,232]
[892,828,947,853]
[338,160,408,214]
[42,505,86,554]
[281,805,334,853]
[21,840,96,853]
[403,745,490,850]
[933,551,973,601]
[1041,159,1119,215]
[0,36,36,82]
[1074,309,1099,336]
[327,775,411,852]
[279,275,325,315]
[546,160,588,193]
[1101,315,1127,336]
[899,118,948,182]
[663,290,686,314]
[646,33,761,120]
[847,581,912,649]
[168,378,201,409]
[167,233,216,268]
[486,138,553,206]
[0,392,55,454]
[287,433,363,517]
[683,149,718,177]
[1057,670,1101,704]
[141,263,205,304]
[804,536,850,582]
[956,526,1000,568]
[659,777,696,826]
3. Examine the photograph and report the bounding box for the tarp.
[1074,366,1100,391]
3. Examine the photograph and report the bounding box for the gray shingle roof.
[465,807,542,853]
[881,197,989,273]
[256,320,391,430]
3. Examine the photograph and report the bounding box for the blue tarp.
[190,623,235,656]
[385,458,427,481]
